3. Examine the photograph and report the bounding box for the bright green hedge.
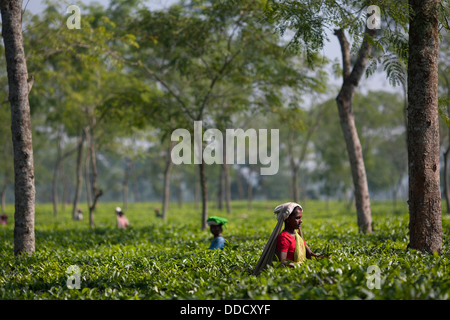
[0,201,448,300]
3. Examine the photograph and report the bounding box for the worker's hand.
[312,253,330,259]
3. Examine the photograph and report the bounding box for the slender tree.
[72,133,85,219]
[0,46,13,214]
[25,1,144,224]
[438,32,450,212]
[407,0,442,253]
[129,0,322,229]
[265,0,411,233]
[287,103,325,203]
[1,0,36,255]
[334,26,376,233]
[161,139,175,221]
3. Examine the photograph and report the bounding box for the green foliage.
[438,0,450,31]
[127,0,327,127]
[365,31,409,88]
[439,96,450,127]
[438,31,450,127]
[266,0,412,90]
[0,201,448,299]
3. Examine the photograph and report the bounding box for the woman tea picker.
[253,202,327,275]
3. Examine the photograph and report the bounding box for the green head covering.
[207,216,228,226]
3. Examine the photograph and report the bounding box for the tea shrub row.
[0,201,448,300]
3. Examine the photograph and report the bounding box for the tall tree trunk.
[288,105,324,203]
[52,133,63,217]
[235,169,245,200]
[247,165,253,210]
[177,182,183,209]
[392,188,397,210]
[199,162,208,230]
[224,163,232,214]
[217,130,226,210]
[161,158,172,220]
[259,175,270,201]
[52,130,77,217]
[60,163,68,212]
[217,164,224,210]
[72,133,84,220]
[84,151,92,209]
[194,167,199,210]
[1,180,8,213]
[288,130,299,203]
[407,0,442,253]
[1,0,36,255]
[133,178,140,203]
[444,147,450,213]
[334,28,375,234]
[123,158,132,211]
[223,141,231,214]
[86,126,102,228]
[443,75,450,213]
[161,141,174,221]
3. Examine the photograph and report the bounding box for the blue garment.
[209,236,225,250]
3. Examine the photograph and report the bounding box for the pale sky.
[24,0,173,14]
[22,0,400,97]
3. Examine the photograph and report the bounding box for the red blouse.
[276,231,306,261]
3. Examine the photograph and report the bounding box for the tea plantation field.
[0,200,449,300]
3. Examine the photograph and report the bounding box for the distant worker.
[74,209,83,221]
[115,207,129,229]
[207,216,228,250]
[0,214,7,225]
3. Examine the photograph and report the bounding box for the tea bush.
[0,201,448,300]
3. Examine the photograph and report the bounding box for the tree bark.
[235,169,245,200]
[288,104,324,203]
[51,133,76,216]
[334,28,375,234]
[84,150,92,209]
[288,130,299,203]
[86,125,103,228]
[444,147,450,213]
[72,133,84,220]
[247,165,253,210]
[199,162,208,230]
[52,133,63,217]
[407,0,442,254]
[194,166,199,210]
[442,74,450,213]
[1,0,36,255]
[177,182,183,209]
[1,180,9,213]
[133,177,140,203]
[86,126,103,228]
[60,161,68,212]
[161,157,173,220]
[217,163,224,210]
[222,137,231,214]
[224,163,232,214]
[161,141,174,221]
[123,158,132,211]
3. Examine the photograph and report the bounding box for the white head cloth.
[273,202,303,221]
[252,202,302,275]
